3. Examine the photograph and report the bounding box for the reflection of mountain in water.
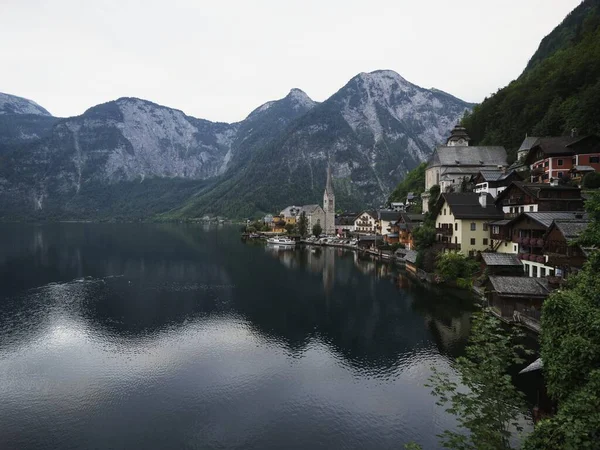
[0,224,475,372]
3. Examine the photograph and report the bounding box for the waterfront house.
[494,181,584,217]
[422,125,508,212]
[480,253,524,277]
[490,211,588,278]
[357,234,378,249]
[543,219,591,278]
[403,249,418,274]
[270,215,287,233]
[472,169,521,198]
[393,213,424,248]
[280,205,301,224]
[354,211,378,234]
[525,134,600,183]
[433,192,504,256]
[486,276,551,332]
[335,213,358,236]
[378,210,402,238]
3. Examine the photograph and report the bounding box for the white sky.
[0,0,582,122]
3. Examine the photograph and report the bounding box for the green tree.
[524,191,600,448]
[388,162,427,204]
[427,311,531,450]
[297,211,308,237]
[285,223,296,234]
[413,224,436,250]
[312,222,323,238]
[435,251,479,285]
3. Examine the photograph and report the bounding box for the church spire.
[325,160,334,195]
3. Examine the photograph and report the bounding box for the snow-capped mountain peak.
[0,92,52,116]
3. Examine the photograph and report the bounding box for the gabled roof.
[488,276,550,298]
[507,211,588,229]
[518,136,540,152]
[355,210,377,221]
[494,181,581,204]
[437,193,504,220]
[481,253,522,267]
[403,250,418,264]
[378,210,402,221]
[300,204,323,215]
[551,220,590,240]
[525,135,600,164]
[429,146,507,168]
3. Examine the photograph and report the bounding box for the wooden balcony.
[436,227,453,236]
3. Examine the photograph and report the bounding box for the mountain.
[0,71,471,220]
[0,92,51,116]
[170,70,472,218]
[462,0,600,159]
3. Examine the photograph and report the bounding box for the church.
[323,162,335,235]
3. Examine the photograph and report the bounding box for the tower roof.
[446,124,471,145]
[325,162,334,196]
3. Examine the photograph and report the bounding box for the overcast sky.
[0,0,582,122]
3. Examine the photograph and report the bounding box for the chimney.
[479,192,487,208]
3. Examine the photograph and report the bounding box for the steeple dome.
[446,124,471,147]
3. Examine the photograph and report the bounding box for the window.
[521,207,525,213]
[504,242,508,247]
[557,159,564,166]
[483,238,488,246]
[544,161,549,167]
[470,238,476,245]
[532,265,538,277]
[492,226,499,234]
[470,222,476,231]
[455,223,458,231]
[590,156,600,163]
[558,172,564,178]
[529,206,534,211]
[524,264,529,273]
[443,208,446,215]
[514,245,518,252]
[483,223,488,231]
[540,267,546,277]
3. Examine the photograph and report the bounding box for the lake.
[0,223,505,449]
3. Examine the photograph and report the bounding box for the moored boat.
[266,237,296,246]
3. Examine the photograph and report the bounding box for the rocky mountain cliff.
[0,71,471,220]
[0,92,51,116]
[173,70,472,218]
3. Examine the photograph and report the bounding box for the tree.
[427,311,531,450]
[312,222,323,238]
[435,252,479,285]
[524,191,600,448]
[582,171,600,189]
[285,223,295,234]
[413,224,436,250]
[297,211,308,237]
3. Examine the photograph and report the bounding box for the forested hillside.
[462,0,600,160]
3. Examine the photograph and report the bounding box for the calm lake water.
[0,223,526,449]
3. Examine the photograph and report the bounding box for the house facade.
[354,211,378,234]
[525,135,600,183]
[473,169,521,198]
[494,182,584,217]
[434,192,503,256]
[299,205,326,232]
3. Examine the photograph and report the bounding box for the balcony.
[503,197,524,205]
[436,227,453,236]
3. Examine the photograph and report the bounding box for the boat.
[266,237,296,246]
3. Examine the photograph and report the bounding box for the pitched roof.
[518,136,540,152]
[553,220,590,240]
[403,250,418,264]
[439,193,504,220]
[488,276,550,298]
[477,170,504,181]
[481,253,523,267]
[572,165,595,172]
[378,210,402,221]
[430,146,507,168]
[511,211,588,228]
[495,181,581,204]
[300,204,322,214]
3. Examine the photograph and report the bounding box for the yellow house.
[433,193,504,256]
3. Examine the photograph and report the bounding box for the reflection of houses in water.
[423,313,471,353]
[322,248,335,293]
[264,245,297,269]
[353,252,376,275]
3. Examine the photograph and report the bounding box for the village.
[245,124,600,334]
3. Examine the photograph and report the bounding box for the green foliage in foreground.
[426,311,531,450]
[461,0,600,158]
[388,162,426,204]
[523,192,600,448]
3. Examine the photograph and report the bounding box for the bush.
[582,171,600,189]
[435,252,479,283]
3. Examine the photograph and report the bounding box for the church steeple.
[446,124,471,147]
[323,159,335,234]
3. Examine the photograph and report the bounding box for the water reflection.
[0,224,486,450]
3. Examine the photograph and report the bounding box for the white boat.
[267,237,296,246]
